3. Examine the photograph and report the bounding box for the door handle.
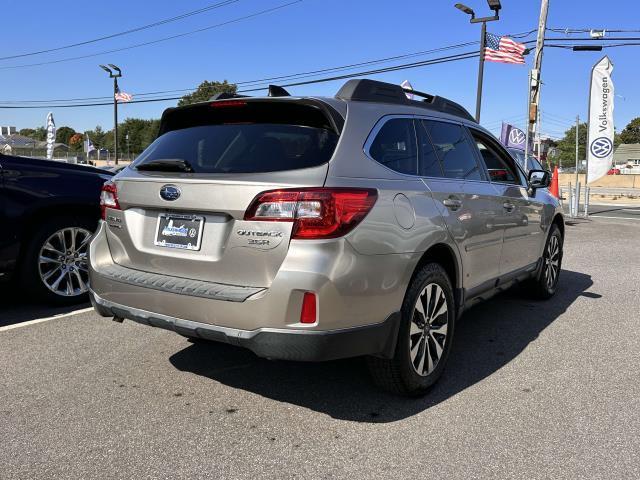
[443,197,463,210]
[503,202,516,213]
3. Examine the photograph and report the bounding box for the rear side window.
[423,121,482,181]
[368,118,418,175]
[134,102,339,174]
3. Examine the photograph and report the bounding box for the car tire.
[367,263,456,396]
[527,224,563,300]
[19,215,97,306]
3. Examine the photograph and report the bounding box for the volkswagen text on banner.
[587,56,614,184]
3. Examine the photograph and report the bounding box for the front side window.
[422,120,482,181]
[473,132,521,185]
[368,118,418,175]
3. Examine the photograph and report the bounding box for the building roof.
[613,143,640,164]
[0,134,38,147]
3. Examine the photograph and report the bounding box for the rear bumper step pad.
[95,263,265,302]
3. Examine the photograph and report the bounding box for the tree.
[56,126,76,146]
[68,133,84,152]
[31,126,47,141]
[19,128,36,138]
[86,125,107,149]
[177,80,237,107]
[555,122,588,166]
[618,117,640,144]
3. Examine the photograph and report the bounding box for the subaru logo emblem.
[160,184,181,201]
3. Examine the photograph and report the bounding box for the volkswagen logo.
[509,128,526,145]
[590,137,613,158]
[159,184,181,201]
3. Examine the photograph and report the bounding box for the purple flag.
[500,122,527,150]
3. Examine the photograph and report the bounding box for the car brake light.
[100,181,121,220]
[300,292,317,324]
[209,100,247,108]
[244,188,377,239]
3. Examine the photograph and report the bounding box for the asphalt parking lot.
[1,217,639,479]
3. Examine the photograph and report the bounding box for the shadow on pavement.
[170,269,596,423]
[0,283,89,327]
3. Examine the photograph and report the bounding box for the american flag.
[115,86,133,103]
[484,33,526,64]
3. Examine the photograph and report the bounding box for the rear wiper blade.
[136,159,194,172]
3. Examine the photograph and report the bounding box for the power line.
[0,50,482,109]
[548,27,640,34]
[547,42,640,49]
[0,0,240,61]
[0,41,483,104]
[0,30,540,107]
[0,1,304,71]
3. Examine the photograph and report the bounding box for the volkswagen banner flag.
[46,112,56,160]
[587,56,614,184]
[500,122,527,150]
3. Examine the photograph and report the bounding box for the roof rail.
[335,79,476,123]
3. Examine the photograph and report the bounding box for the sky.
[1,0,639,139]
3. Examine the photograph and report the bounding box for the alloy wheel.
[544,235,561,290]
[409,283,449,377]
[38,227,92,297]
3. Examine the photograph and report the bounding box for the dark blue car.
[0,155,112,304]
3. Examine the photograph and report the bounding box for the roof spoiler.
[335,79,475,123]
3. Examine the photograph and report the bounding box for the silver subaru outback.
[89,79,563,395]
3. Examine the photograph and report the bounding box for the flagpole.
[113,76,119,165]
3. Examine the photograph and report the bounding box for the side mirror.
[528,169,551,189]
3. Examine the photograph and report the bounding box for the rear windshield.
[134,101,339,174]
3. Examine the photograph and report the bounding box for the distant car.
[0,155,112,304]
[607,168,621,175]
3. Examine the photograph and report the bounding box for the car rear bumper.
[90,289,400,361]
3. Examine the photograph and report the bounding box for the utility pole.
[526,0,550,153]
[455,1,502,122]
[99,64,122,165]
[574,116,579,188]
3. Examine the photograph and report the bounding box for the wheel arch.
[408,243,462,309]
[552,213,565,238]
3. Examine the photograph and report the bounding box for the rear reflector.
[244,188,377,239]
[100,181,121,220]
[300,292,317,324]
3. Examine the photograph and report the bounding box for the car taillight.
[244,188,377,239]
[100,181,121,220]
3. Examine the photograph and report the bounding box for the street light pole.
[476,20,487,122]
[99,64,122,165]
[455,1,501,122]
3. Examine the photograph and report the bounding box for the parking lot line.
[0,307,94,332]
